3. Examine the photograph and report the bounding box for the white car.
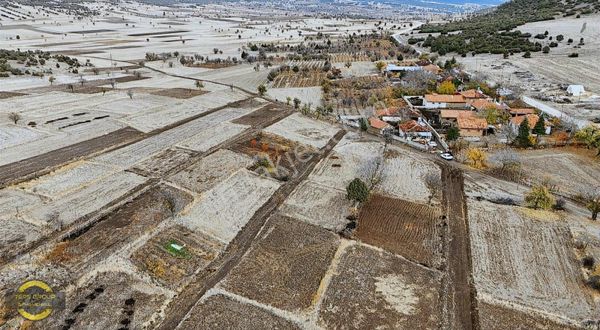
[439,152,454,161]
[427,141,438,148]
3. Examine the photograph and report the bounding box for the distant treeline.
[417,0,599,56]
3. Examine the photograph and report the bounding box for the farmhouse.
[510,114,546,134]
[457,116,488,137]
[440,109,475,125]
[398,119,432,140]
[468,99,499,111]
[509,108,536,117]
[423,94,467,109]
[369,117,392,133]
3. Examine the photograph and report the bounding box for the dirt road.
[155,130,347,330]
[440,164,480,330]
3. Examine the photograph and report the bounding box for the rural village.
[0,0,600,329]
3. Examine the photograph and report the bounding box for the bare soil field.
[515,148,600,197]
[318,243,442,329]
[478,301,580,330]
[279,180,353,232]
[177,170,281,244]
[221,215,340,312]
[0,91,26,99]
[131,225,224,290]
[132,147,197,177]
[468,199,597,322]
[178,294,301,329]
[356,195,443,268]
[231,104,288,127]
[264,113,340,149]
[0,127,144,187]
[167,149,254,194]
[36,271,168,330]
[45,184,192,270]
[150,88,208,99]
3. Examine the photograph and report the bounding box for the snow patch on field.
[178,122,249,152]
[375,274,418,315]
[0,125,45,150]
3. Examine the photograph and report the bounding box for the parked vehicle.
[439,152,454,161]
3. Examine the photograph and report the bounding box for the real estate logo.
[14,280,60,321]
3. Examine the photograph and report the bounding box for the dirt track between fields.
[155,130,347,330]
[440,164,479,330]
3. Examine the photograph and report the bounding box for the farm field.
[356,195,444,268]
[264,113,340,149]
[468,199,598,323]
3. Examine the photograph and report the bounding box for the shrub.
[525,184,555,210]
[347,178,370,204]
[582,256,595,269]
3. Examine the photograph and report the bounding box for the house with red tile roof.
[509,108,536,117]
[460,89,487,99]
[398,119,432,139]
[423,94,467,109]
[457,116,488,137]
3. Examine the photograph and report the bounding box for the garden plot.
[90,93,173,116]
[132,147,197,177]
[468,200,597,321]
[177,122,249,152]
[19,162,117,198]
[356,195,443,268]
[0,125,45,150]
[168,149,254,194]
[319,243,442,329]
[263,113,339,149]
[279,181,352,232]
[46,185,192,269]
[309,136,384,190]
[221,215,340,312]
[177,170,280,244]
[178,294,301,329]
[26,171,147,227]
[38,271,169,330]
[0,188,43,221]
[131,225,224,290]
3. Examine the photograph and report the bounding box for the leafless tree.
[423,172,442,204]
[580,187,600,221]
[8,112,21,124]
[127,90,134,99]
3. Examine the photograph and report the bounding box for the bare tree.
[126,90,134,99]
[580,187,600,221]
[8,112,21,124]
[48,76,56,85]
[423,172,442,204]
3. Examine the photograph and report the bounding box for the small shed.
[567,85,585,96]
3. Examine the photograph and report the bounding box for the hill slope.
[418,0,599,55]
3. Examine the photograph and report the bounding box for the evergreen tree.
[532,116,546,135]
[515,117,531,147]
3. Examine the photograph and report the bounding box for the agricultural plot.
[378,147,441,205]
[231,104,287,127]
[178,294,301,329]
[263,113,339,149]
[38,271,169,330]
[266,87,324,108]
[468,200,597,321]
[150,88,208,99]
[271,70,327,88]
[516,149,600,198]
[176,170,280,244]
[177,122,249,153]
[0,125,45,150]
[356,195,443,268]
[478,301,581,330]
[279,181,352,232]
[132,147,197,177]
[0,188,43,220]
[0,217,42,261]
[19,162,117,198]
[221,215,340,312]
[26,171,147,227]
[167,149,254,194]
[318,243,442,329]
[131,225,224,290]
[309,135,384,190]
[46,185,192,269]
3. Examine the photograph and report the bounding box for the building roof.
[440,110,475,119]
[468,98,497,111]
[457,117,488,130]
[398,120,429,133]
[511,114,539,129]
[509,108,536,115]
[460,89,486,99]
[375,107,400,117]
[369,117,392,130]
[424,94,465,104]
[422,64,441,74]
[385,64,422,72]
